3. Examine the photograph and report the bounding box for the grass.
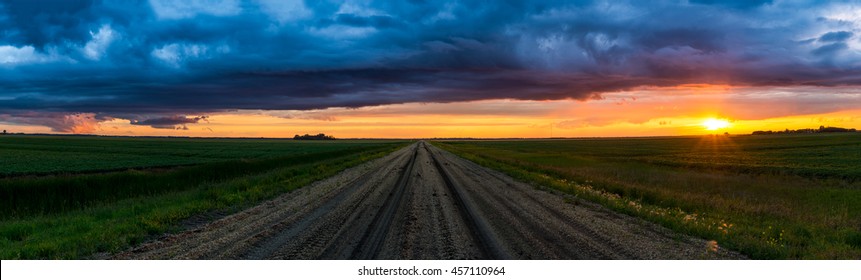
[0,135,388,176]
[433,133,861,259]
[0,135,408,259]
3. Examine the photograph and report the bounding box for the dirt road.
[115,142,742,259]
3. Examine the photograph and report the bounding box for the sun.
[702,118,730,131]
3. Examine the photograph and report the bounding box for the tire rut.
[425,143,511,259]
[115,141,746,260]
[341,143,418,259]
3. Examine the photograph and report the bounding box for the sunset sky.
[2,0,860,138]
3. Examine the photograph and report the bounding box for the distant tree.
[752,126,856,135]
[819,126,853,133]
[294,133,335,140]
[1,129,5,135]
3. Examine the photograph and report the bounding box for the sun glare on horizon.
[702,118,731,131]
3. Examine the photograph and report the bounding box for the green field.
[0,135,407,259]
[0,135,391,176]
[4,133,860,259]
[435,133,861,259]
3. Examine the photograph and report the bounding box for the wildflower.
[706,240,719,252]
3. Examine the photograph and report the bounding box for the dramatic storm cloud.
[129,115,208,130]
[1,0,860,131]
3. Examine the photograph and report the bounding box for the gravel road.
[114,142,743,259]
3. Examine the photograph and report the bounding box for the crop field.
[4,133,859,260]
[434,133,861,259]
[0,135,407,259]
[0,135,397,176]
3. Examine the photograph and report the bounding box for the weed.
[0,137,408,259]
[434,134,861,259]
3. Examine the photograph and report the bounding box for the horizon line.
[3,131,857,141]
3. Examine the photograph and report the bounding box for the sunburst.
[702,118,730,131]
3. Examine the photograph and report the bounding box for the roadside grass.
[1,145,391,217]
[0,141,407,259]
[433,134,861,259]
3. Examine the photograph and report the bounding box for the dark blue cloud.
[1,0,860,132]
[130,115,207,129]
[819,31,854,42]
[689,0,773,9]
[812,42,849,56]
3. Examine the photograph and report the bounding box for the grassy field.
[434,133,861,259]
[0,135,390,176]
[0,135,407,259]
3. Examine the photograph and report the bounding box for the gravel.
[114,141,745,260]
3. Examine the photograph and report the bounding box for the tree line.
[293,133,335,140]
[752,126,857,135]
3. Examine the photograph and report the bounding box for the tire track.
[116,141,745,260]
[347,144,418,259]
[432,147,623,258]
[425,142,511,259]
[114,144,416,260]
[230,148,412,259]
[476,167,641,258]
[240,151,401,259]
[275,144,417,259]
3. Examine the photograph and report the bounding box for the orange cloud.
[3,86,860,138]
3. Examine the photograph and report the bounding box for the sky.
[1,0,860,138]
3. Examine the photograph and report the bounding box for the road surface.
[115,142,742,259]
